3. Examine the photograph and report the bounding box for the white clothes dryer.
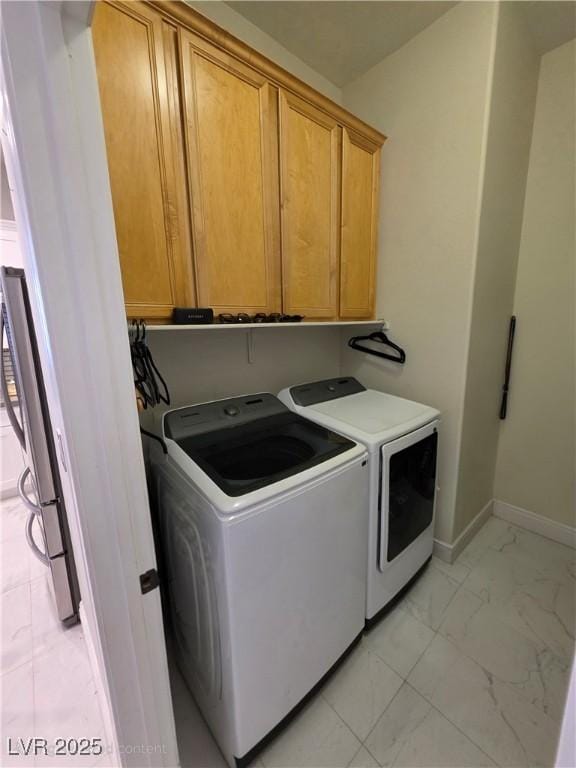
[279,378,440,623]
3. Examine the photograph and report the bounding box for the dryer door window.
[379,422,438,570]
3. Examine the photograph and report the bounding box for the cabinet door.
[279,92,341,319]
[179,32,281,315]
[340,129,381,319]
[93,1,195,321]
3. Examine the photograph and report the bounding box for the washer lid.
[163,394,357,497]
[303,390,439,445]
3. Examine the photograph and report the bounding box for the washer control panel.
[164,393,287,440]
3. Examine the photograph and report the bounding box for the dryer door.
[379,421,438,571]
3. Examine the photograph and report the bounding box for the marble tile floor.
[1,496,108,768]
[172,515,575,768]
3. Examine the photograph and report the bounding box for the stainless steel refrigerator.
[1,266,80,625]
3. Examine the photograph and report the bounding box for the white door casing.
[1,2,178,766]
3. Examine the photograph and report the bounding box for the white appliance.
[149,393,368,766]
[279,378,440,623]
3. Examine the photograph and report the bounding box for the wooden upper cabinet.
[179,32,281,315]
[94,1,385,322]
[93,1,195,320]
[279,91,341,319]
[340,129,381,319]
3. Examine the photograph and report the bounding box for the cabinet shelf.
[146,320,388,332]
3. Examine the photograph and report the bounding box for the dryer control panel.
[289,377,366,407]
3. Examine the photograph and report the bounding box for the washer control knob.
[224,406,239,417]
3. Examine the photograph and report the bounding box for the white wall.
[340,2,497,543]
[145,327,342,416]
[455,3,540,537]
[186,1,342,103]
[494,39,576,528]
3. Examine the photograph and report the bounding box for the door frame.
[1,2,178,766]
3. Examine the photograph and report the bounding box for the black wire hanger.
[127,319,170,454]
[348,330,406,363]
[130,320,170,407]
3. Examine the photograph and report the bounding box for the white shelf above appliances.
[146,319,389,332]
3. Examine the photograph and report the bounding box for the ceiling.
[522,1,576,55]
[226,1,576,87]
[226,1,457,86]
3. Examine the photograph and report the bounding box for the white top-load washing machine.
[149,393,368,766]
[278,378,440,623]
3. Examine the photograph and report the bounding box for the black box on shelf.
[172,307,214,325]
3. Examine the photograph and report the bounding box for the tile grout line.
[346,742,373,768]
[0,497,24,514]
[318,687,364,748]
[405,630,564,767]
[448,529,576,710]
[357,736,384,768]
[401,563,461,635]
[1,573,33,679]
[360,678,432,768]
[416,576,470,640]
[351,571,468,759]
[438,624,570,727]
[403,678,500,768]
[318,643,405,758]
[0,652,33,680]
[1,577,33,599]
[357,566,505,765]
[358,638,435,753]
[364,619,437,682]
[1,581,30,597]
[317,611,451,766]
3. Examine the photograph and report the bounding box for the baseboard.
[493,500,576,549]
[434,498,494,564]
[432,538,452,563]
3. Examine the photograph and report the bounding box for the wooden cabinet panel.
[179,32,281,314]
[93,1,194,320]
[94,2,385,323]
[279,92,341,319]
[340,129,381,319]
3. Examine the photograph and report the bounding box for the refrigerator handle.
[17,467,41,514]
[1,307,26,448]
[26,511,50,566]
